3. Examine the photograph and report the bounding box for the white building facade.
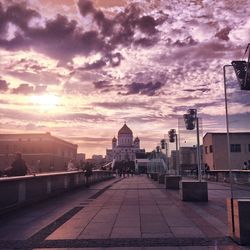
[106,123,145,162]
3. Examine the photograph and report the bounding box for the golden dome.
[118,123,132,135]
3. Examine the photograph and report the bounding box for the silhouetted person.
[122,165,126,178]
[84,162,93,187]
[4,153,29,177]
[243,162,248,170]
[204,163,210,173]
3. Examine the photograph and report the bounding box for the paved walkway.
[0,175,249,249]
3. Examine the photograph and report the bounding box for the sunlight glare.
[31,94,59,110]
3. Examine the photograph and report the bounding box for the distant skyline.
[0,0,250,157]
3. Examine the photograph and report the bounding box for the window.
[209,145,213,153]
[205,146,208,154]
[230,144,241,153]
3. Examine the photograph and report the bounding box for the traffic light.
[160,139,165,149]
[168,129,176,143]
[183,109,197,130]
[156,146,160,153]
[183,114,195,130]
[231,60,250,90]
[188,109,197,117]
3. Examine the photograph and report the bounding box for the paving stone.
[141,232,174,238]
[170,226,205,237]
[0,176,245,248]
[141,222,171,233]
[111,227,141,238]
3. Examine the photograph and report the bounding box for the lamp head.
[232,60,250,90]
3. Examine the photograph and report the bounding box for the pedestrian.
[84,162,93,187]
[243,162,248,170]
[118,165,122,177]
[130,167,134,177]
[204,163,210,173]
[36,159,41,173]
[122,165,126,178]
[126,167,130,177]
[67,160,75,171]
[4,152,30,177]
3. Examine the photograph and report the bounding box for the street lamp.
[160,139,166,149]
[231,43,250,91]
[168,129,180,175]
[224,43,250,245]
[223,44,250,199]
[183,109,202,182]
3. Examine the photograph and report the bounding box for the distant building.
[76,153,86,162]
[203,132,250,170]
[106,123,145,162]
[169,150,177,171]
[92,154,103,164]
[135,152,150,173]
[0,132,77,172]
[169,146,203,173]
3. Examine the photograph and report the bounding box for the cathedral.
[106,123,145,162]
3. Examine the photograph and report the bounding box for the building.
[203,132,250,170]
[135,152,150,173]
[169,146,203,173]
[92,155,104,165]
[169,150,177,171]
[0,132,78,172]
[106,123,145,162]
[76,153,86,162]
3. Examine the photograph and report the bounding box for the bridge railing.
[0,170,113,215]
[203,170,250,185]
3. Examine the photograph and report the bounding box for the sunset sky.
[0,0,250,157]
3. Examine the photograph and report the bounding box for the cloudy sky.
[0,0,250,157]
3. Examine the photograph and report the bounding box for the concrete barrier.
[180,180,208,202]
[227,198,250,245]
[165,175,182,190]
[158,174,165,184]
[0,170,113,214]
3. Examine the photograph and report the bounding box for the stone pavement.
[0,175,249,249]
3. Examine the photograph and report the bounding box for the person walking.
[84,162,93,187]
[243,162,248,170]
[4,152,30,177]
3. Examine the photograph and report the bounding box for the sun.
[31,94,60,111]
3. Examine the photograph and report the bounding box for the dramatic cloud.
[93,80,112,90]
[0,1,160,65]
[12,83,35,95]
[93,101,151,110]
[77,0,95,16]
[137,16,158,34]
[215,27,231,41]
[0,79,9,92]
[0,3,105,62]
[11,83,47,95]
[121,81,164,96]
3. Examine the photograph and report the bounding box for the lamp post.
[224,43,250,245]
[183,109,202,182]
[224,44,250,198]
[168,129,179,175]
[223,65,234,200]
